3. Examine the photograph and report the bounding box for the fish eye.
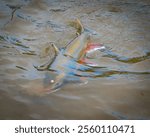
[50,80,55,83]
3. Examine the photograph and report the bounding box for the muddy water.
[0,0,150,119]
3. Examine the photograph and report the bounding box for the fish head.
[43,72,65,93]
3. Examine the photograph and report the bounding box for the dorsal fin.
[75,19,84,35]
[69,19,84,35]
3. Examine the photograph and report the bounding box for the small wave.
[102,49,150,64]
[0,33,37,56]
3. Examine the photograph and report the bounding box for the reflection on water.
[0,0,150,119]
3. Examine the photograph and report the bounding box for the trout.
[35,19,105,92]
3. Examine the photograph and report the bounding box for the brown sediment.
[0,0,150,120]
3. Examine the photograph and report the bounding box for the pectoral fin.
[51,43,60,55]
[33,59,54,71]
[34,43,59,71]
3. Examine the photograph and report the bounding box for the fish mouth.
[46,88,61,94]
[46,81,63,93]
[43,85,61,94]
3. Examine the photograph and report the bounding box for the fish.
[35,19,150,93]
[34,19,105,92]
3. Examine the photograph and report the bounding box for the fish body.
[36,19,103,92]
[64,32,90,60]
[35,19,150,93]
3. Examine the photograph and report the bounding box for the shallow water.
[0,0,150,119]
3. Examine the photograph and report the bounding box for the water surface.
[0,0,150,119]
